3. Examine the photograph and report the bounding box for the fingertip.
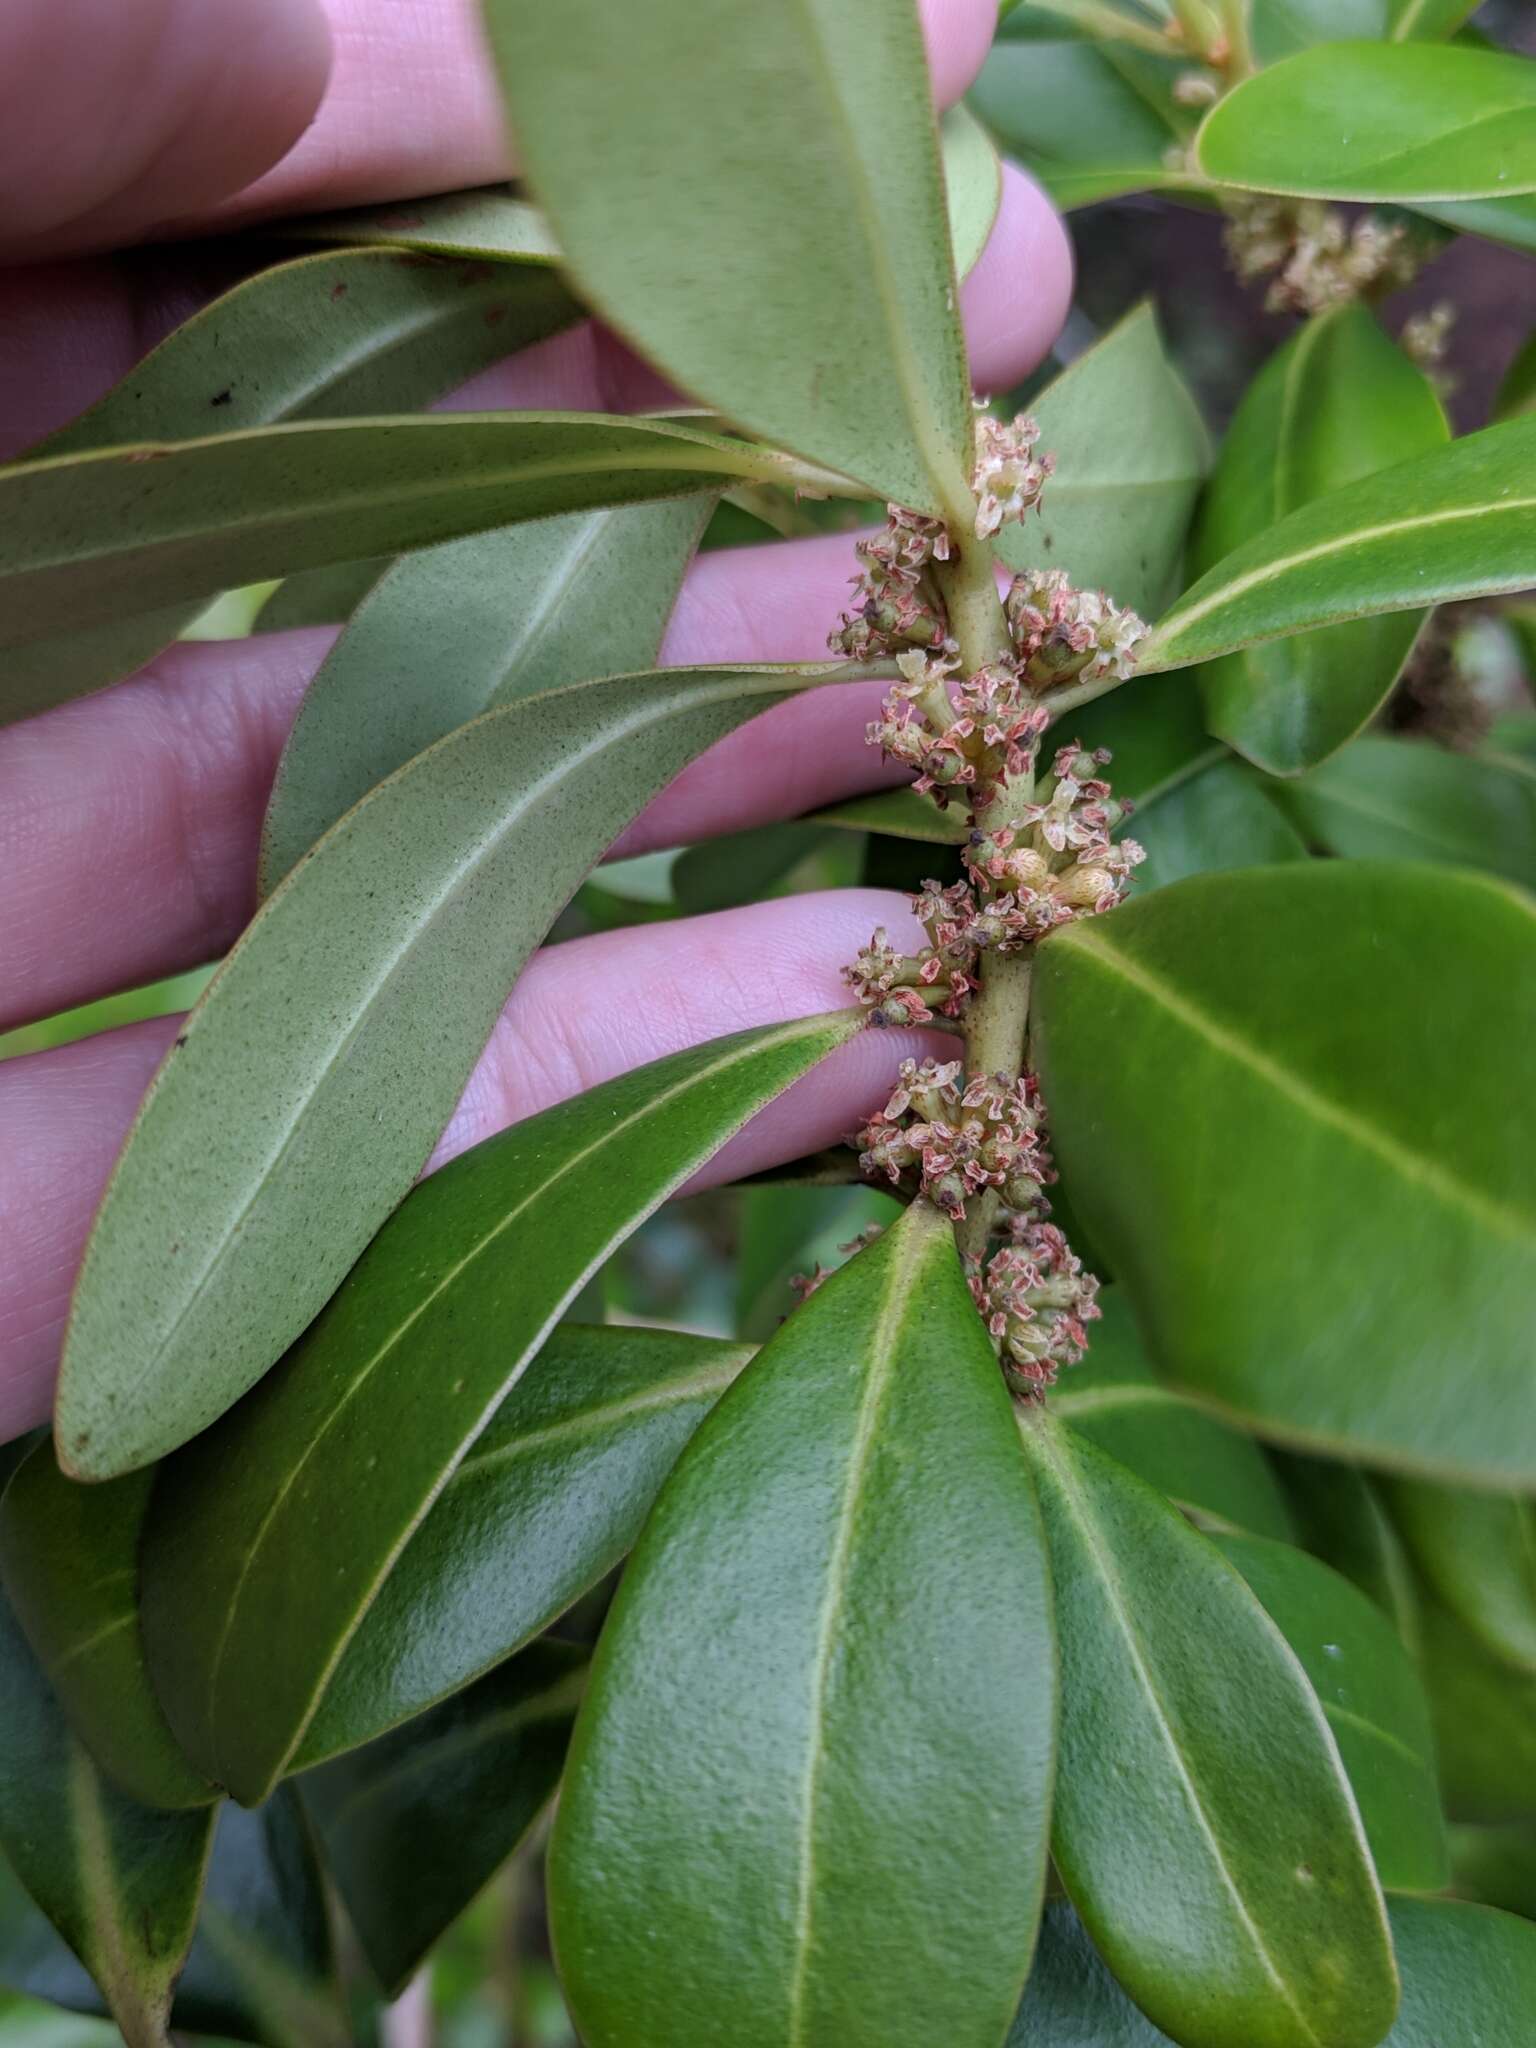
[963,162,1075,396]
[0,0,333,259]
[917,0,1001,110]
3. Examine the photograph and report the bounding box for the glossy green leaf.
[140,1011,862,1803]
[1387,1478,1536,1673]
[0,412,819,716]
[283,187,563,263]
[971,13,1198,213]
[1192,306,1448,773]
[301,1642,582,1996]
[483,0,974,519]
[1387,0,1483,38]
[1145,416,1536,671]
[294,1325,752,1770]
[0,1794,342,2048]
[810,783,971,843]
[58,664,837,1481]
[259,497,711,889]
[1008,1896,1536,2048]
[1273,1453,1422,1652]
[550,1201,1055,2048]
[1214,1533,1448,1891]
[1416,192,1536,253]
[0,1591,213,2048]
[1380,1895,1536,2045]
[1418,1589,1536,1825]
[252,558,390,634]
[1033,863,1536,1482]
[6,252,579,714]
[1252,0,1389,64]
[1130,758,1309,891]
[0,1449,210,1810]
[1051,1291,1295,1538]
[1018,1416,1394,2048]
[998,306,1210,617]
[671,822,832,917]
[1196,44,1536,201]
[1275,735,1536,885]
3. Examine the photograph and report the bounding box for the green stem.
[930,540,1036,1261]
[1023,0,1178,55]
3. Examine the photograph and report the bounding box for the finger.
[0,890,945,1441]
[0,0,995,267]
[0,0,332,262]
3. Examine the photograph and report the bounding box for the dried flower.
[1224,196,1420,316]
[968,1220,1101,1395]
[854,1061,1052,1219]
[1006,570,1146,694]
[830,508,955,659]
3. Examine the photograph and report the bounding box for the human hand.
[0,0,1072,1440]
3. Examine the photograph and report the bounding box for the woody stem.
[929,538,1036,1262]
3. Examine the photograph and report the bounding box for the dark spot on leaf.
[458,262,495,288]
[330,283,349,302]
[209,387,232,407]
[174,1034,189,1049]
[484,306,507,327]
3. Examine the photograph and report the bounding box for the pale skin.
[0,0,1074,1440]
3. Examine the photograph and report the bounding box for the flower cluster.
[1224,196,1419,316]
[829,411,1057,659]
[963,744,1146,946]
[1006,569,1147,696]
[967,1220,1101,1395]
[854,1060,1052,1218]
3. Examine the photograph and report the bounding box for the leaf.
[139,1011,862,1804]
[1051,1290,1295,1538]
[1273,735,1536,886]
[1448,1823,1536,1918]
[1191,305,1448,774]
[549,1201,1055,2048]
[1007,1899,1176,2046]
[281,187,563,263]
[1214,1533,1448,1892]
[259,496,712,890]
[1251,0,1390,64]
[1387,0,1483,38]
[1497,333,1536,421]
[0,1449,210,1810]
[6,252,580,713]
[0,1588,213,2048]
[58,664,840,1481]
[1196,43,1536,202]
[1130,758,1309,891]
[939,104,1004,278]
[482,0,974,519]
[1032,863,1536,1483]
[1381,1896,1536,2046]
[970,12,1198,213]
[810,784,971,843]
[670,821,834,917]
[734,1183,899,1341]
[1,1795,345,2048]
[300,1642,582,1996]
[252,558,390,634]
[1018,1416,1394,2048]
[1272,1453,1422,1652]
[1418,1590,1536,1825]
[1415,192,1536,254]
[0,413,817,719]
[1141,418,1536,697]
[293,1325,752,1771]
[998,306,1210,618]
[1386,1477,1536,1674]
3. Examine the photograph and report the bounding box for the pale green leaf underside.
[482,0,974,518]
[58,665,840,1482]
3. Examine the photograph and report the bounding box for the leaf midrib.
[203,1013,847,1785]
[1056,921,1536,1244]
[1031,1425,1325,2044]
[784,1232,923,2047]
[457,1360,750,1479]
